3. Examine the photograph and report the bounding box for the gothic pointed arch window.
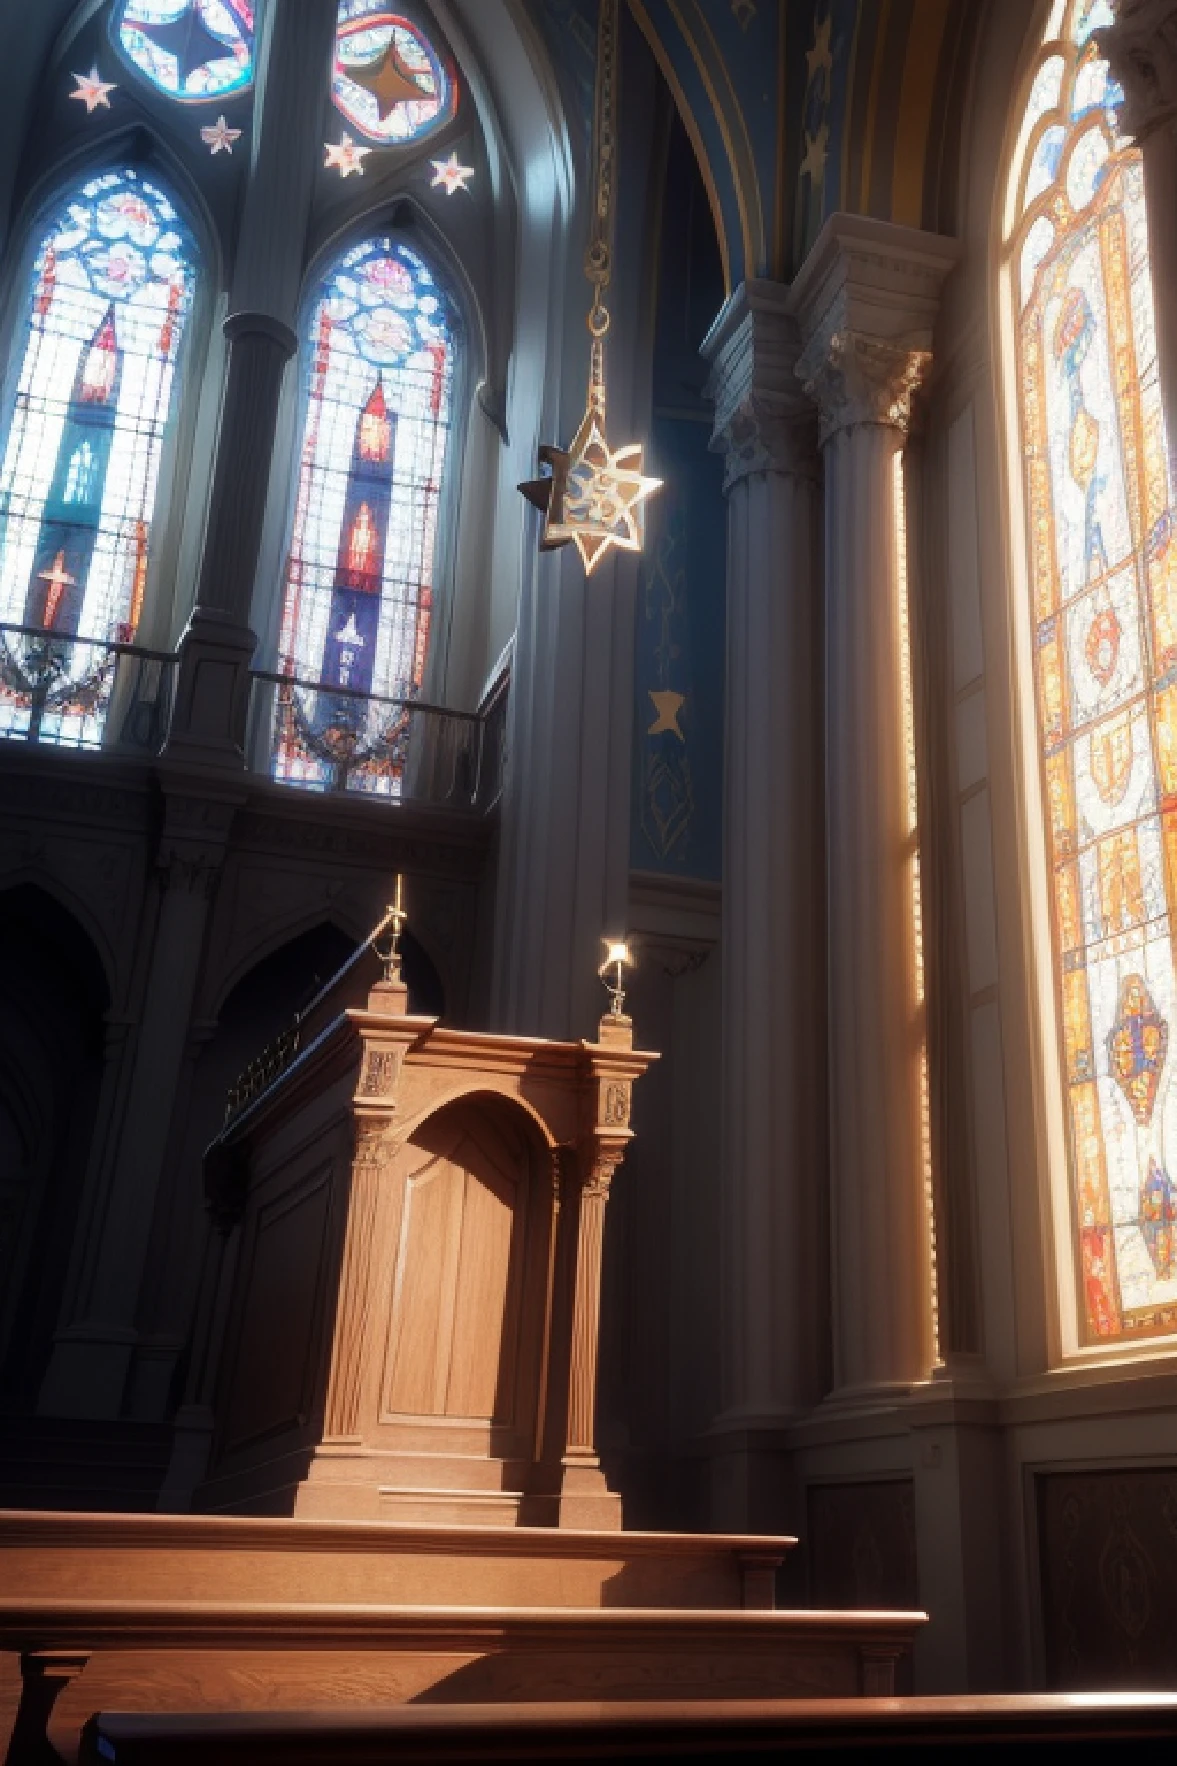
[0,168,197,746]
[1005,0,1177,1342]
[272,234,456,795]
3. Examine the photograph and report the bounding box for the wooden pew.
[77,1694,1177,1763]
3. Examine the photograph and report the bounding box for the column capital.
[702,279,818,490]
[1098,0,1177,141]
[788,213,958,442]
[796,329,931,442]
[223,309,298,358]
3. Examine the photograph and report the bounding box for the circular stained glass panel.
[113,0,254,103]
[332,4,455,146]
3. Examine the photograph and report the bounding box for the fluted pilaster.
[703,283,825,1511]
[790,214,957,1399]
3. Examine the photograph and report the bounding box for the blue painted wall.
[630,112,726,882]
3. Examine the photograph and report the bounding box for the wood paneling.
[1038,1467,1177,1690]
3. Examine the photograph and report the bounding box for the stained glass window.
[0,170,195,748]
[272,236,455,795]
[332,3,455,146]
[1008,1,1177,1340]
[113,0,254,101]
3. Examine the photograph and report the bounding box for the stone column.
[791,215,958,1399]
[1100,0,1177,488]
[700,281,826,1525]
[166,0,337,763]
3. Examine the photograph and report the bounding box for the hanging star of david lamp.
[518,0,661,573]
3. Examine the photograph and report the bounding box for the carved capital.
[788,213,956,443]
[703,279,818,491]
[796,328,931,443]
[158,849,223,900]
[1099,0,1177,140]
[584,1143,626,1198]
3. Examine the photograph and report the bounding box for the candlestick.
[598,938,632,1018]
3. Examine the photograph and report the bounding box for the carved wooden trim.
[322,1120,388,1440]
[565,1148,624,1454]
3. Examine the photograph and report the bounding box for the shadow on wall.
[0,884,109,1407]
[146,921,447,1420]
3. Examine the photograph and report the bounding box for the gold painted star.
[430,153,475,195]
[648,689,686,740]
[807,14,833,83]
[200,115,242,155]
[799,122,829,185]
[324,134,372,178]
[70,66,117,112]
[339,37,428,119]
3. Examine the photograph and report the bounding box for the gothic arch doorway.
[0,884,109,1405]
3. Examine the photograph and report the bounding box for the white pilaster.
[791,215,958,1400]
[702,281,825,1523]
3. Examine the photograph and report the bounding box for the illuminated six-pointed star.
[200,115,241,155]
[324,134,372,178]
[430,153,475,195]
[70,67,117,112]
[522,404,661,574]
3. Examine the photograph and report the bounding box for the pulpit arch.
[376,1090,555,1455]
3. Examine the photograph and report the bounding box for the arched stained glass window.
[1007,1,1177,1341]
[0,169,196,747]
[272,236,455,796]
[332,3,455,146]
[113,0,255,102]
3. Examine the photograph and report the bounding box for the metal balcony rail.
[253,665,505,810]
[0,620,176,753]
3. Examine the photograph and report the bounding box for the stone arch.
[0,882,110,1403]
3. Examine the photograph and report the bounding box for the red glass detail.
[158,278,182,357]
[358,378,391,462]
[81,310,119,403]
[1085,605,1121,685]
[35,245,56,319]
[39,550,73,627]
[428,340,446,417]
[347,503,377,577]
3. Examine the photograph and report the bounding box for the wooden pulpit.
[197,966,655,1529]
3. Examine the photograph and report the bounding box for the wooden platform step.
[76,1694,1177,1764]
[0,1510,793,1612]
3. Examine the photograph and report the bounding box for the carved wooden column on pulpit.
[197,964,655,1527]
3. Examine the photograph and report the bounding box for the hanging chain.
[585,0,619,343]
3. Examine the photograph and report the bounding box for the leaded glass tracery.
[272,236,454,796]
[331,3,455,147]
[0,170,196,747]
[1008,1,1177,1340]
[113,0,254,102]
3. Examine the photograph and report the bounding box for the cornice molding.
[787,212,959,444]
[701,279,818,490]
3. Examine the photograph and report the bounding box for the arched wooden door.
[371,1095,552,1467]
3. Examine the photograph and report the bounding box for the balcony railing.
[0,625,507,817]
[0,621,175,753]
[254,667,504,810]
